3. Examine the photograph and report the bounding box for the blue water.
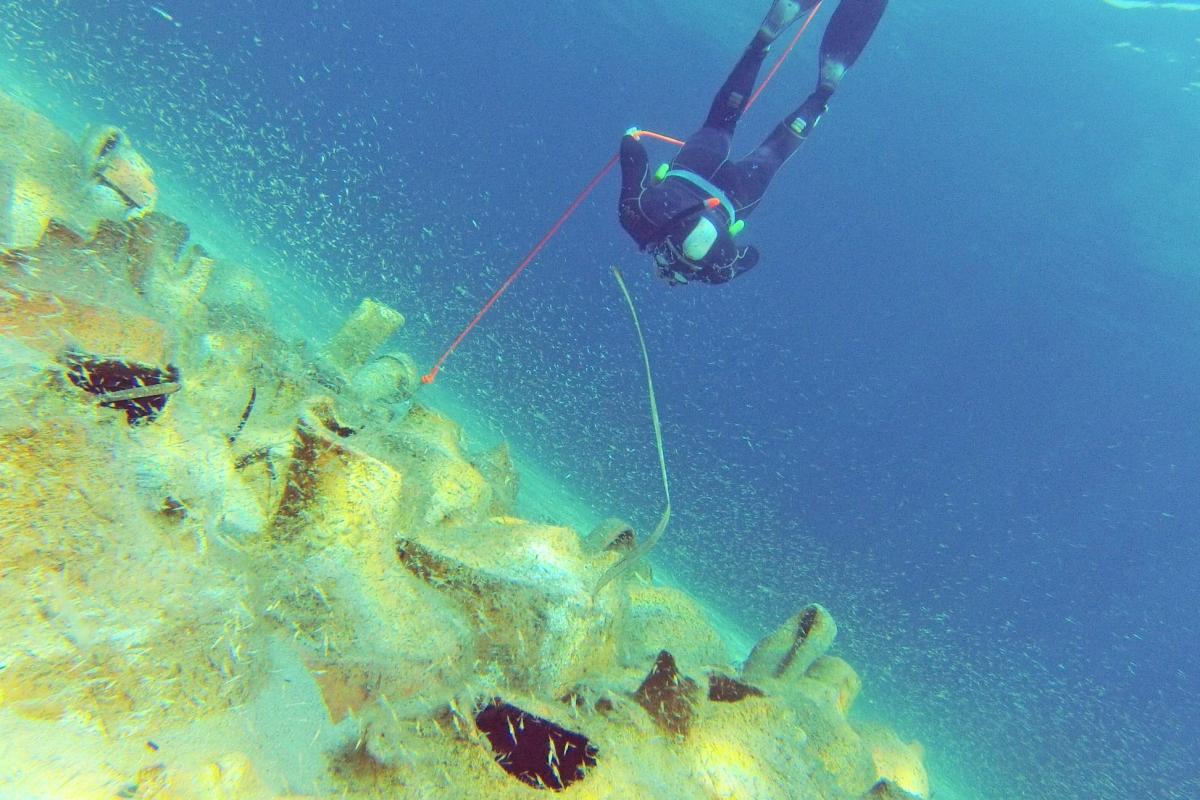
[5,1,1198,797]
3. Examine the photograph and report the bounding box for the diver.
[619,0,889,285]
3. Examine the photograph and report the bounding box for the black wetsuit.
[619,0,888,285]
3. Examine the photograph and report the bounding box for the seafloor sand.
[0,90,931,799]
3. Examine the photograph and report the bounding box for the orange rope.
[634,130,685,147]
[422,131,683,384]
[421,153,621,384]
[746,1,823,112]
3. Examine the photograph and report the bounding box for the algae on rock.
[0,94,934,800]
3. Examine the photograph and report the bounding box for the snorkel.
[653,197,723,267]
[668,195,722,228]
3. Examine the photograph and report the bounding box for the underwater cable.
[594,267,671,596]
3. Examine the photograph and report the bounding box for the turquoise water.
[3,1,1199,797]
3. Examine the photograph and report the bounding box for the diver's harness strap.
[664,169,737,226]
[654,165,745,237]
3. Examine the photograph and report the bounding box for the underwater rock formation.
[806,654,863,717]
[0,95,933,799]
[395,522,619,697]
[619,582,730,674]
[350,352,419,408]
[584,516,637,554]
[0,92,156,251]
[742,601,838,683]
[858,725,931,798]
[0,412,267,738]
[324,297,405,375]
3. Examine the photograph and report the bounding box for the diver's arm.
[700,237,763,284]
[619,130,649,196]
[619,130,656,247]
[710,244,759,284]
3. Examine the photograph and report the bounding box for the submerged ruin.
[0,91,930,799]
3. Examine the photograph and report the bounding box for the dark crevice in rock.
[62,350,179,425]
[323,417,356,438]
[559,688,618,717]
[707,673,764,703]
[329,739,393,790]
[308,398,356,437]
[633,650,699,736]
[776,605,820,678]
[275,398,361,528]
[862,779,924,799]
[475,699,598,791]
[234,444,273,470]
[584,517,637,554]
[159,496,187,520]
[227,386,256,444]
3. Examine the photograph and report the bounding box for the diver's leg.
[673,47,765,178]
[721,0,888,214]
[676,0,821,179]
[757,0,823,45]
[793,0,889,137]
[671,128,732,182]
[700,0,823,135]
